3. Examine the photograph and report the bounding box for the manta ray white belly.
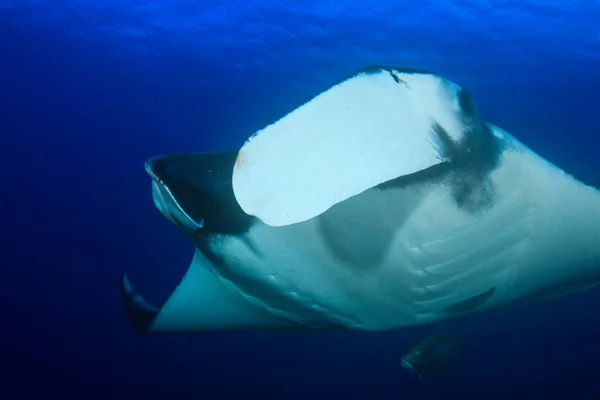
[121,65,600,334]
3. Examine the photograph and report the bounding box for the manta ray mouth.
[144,152,254,235]
[145,156,207,231]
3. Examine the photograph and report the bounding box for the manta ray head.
[144,151,254,240]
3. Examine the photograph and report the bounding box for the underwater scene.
[2,1,600,399]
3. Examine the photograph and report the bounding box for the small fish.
[401,333,461,383]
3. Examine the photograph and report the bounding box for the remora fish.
[401,333,461,382]
[121,65,600,334]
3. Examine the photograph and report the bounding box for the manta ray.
[121,65,600,334]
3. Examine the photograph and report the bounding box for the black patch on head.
[430,122,458,161]
[146,152,254,236]
[388,75,504,213]
[431,119,501,213]
[377,120,502,214]
[437,287,496,315]
[457,87,478,118]
[349,66,505,213]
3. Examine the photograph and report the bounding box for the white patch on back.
[232,68,471,227]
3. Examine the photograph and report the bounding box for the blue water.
[2,1,600,399]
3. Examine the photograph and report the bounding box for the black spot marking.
[332,65,434,88]
[387,70,411,88]
[437,287,495,315]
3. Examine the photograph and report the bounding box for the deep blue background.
[2,1,600,399]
